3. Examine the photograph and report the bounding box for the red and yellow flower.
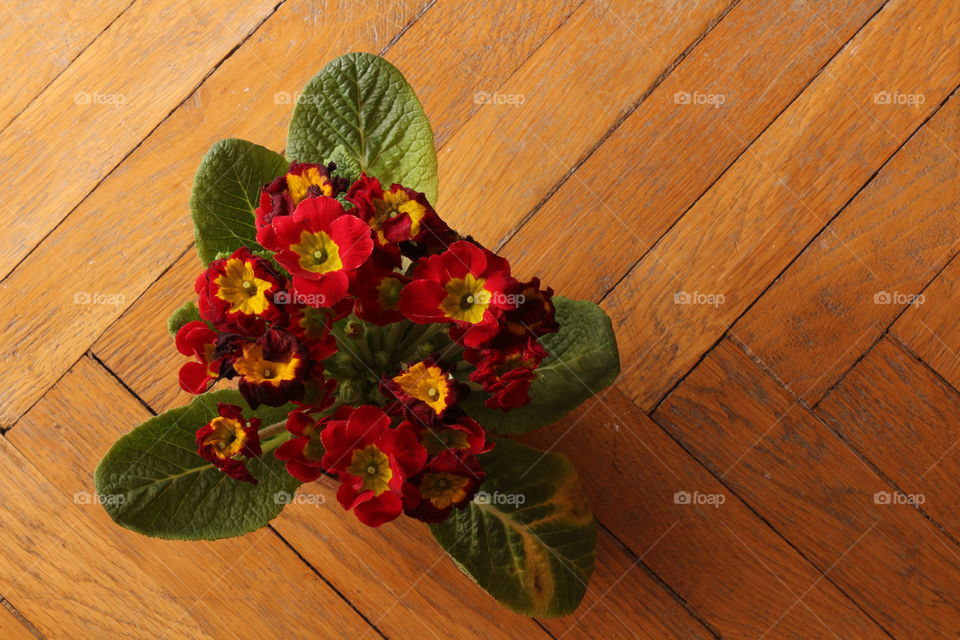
[321,405,427,527]
[493,277,558,347]
[403,450,485,523]
[399,240,515,348]
[275,406,329,483]
[347,175,450,246]
[233,329,308,408]
[404,414,493,457]
[468,338,548,410]
[195,403,262,484]
[352,263,410,326]
[195,247,283,336]
[272,197,374,308]
[380,357,464,423]
[255,162,347,251]
[175,320,224,394]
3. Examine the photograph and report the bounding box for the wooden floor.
[1,0,957,637]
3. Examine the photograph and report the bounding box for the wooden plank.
[273,481,553,640]
[436,0,733,247]
[817,337,960,540]
[0,0,281,279]
[0,0,428,428]
[502,0,887,296]
[0,603,36,640]
[732,91,960,403]
[654,339,960,638]
[522,388,887,639]
[0,435,211,638]
[392,0,585,148]
[0,0,130,130]
[891,254,960,390]
[603,0,960,410]
[8,356,376,639]
[538,533,714,639]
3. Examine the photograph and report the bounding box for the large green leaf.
[464,297,620,434]
[166,300,201,336]
[286,52,438,203]
[94,390,299,540]
[431,438,596,618]
[190,138,289,264]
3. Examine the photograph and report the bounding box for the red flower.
[321,405,427,527]
[469,338,548,410]
[195,247,283,336]
[175,320,223,394]
[399,240,515,349]
[403,450,485,523]
[491,278,559,348]
[195,403,262,484]
[232,329,308,408]
[352,263,410,326]
[380,357,464,423]
[271,197,374,308]
[402,414,493,457]
[347,175,451,246]
[275,408,328,482]
[255,162,348,251]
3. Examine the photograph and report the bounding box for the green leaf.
[286,52,438,203]
[94,390,299,540]
[464,297,620,434]
[190,138,289,265]
[166,301,201,336]
[431,438,596,618]
[326,144,361,185]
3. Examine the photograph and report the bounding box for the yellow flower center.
[291,230,343,274]
[286,167,334,204]
[233,342,301,385]
[202,416,247,459]
[376,276,405,310]
[421,428,470,456]
[346,444,393,495]
[214,258,272,315]
[392,362,450,414]
[419,472,470,509]
[440,273,490,323]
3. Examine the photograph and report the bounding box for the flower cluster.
[179,162,557,526]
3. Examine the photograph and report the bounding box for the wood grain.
[654,339,960,638]
[0,0,281,278]
[503,0,887,295]
[8,356,375,639]
[0,0,130,131]
[522,387,887,639]
[0,603,35,640]
[732,90,960,403]
[891,254,960,391]
[604,0,960,410]
[436,0,732,247]
[0,0,428,428]
[817,337,960,540]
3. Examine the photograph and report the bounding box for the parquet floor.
[1,1,958,638]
